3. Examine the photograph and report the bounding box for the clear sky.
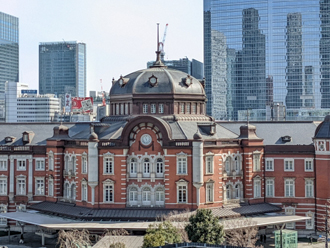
[0,0,203,94]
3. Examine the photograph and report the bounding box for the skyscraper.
[204,0,325,120]
[0,12,19,93]
[39,41,86,98]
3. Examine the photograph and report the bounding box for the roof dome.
[110,67,205,96]
[89,132,99,142]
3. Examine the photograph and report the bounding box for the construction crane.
[158,23,168,61]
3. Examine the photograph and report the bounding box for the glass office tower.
[204,0,327,120]
[39,41,86,98]
[0,12,19,93]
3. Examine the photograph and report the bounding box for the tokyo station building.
[0,57,329,235]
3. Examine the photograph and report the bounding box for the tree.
[224,218,259,247]
[109,242,126,248]
[185,209,225,245]
[57,229,92,248]
[142,221,182,247]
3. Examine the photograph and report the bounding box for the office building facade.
[204,0,327,120]
[39,41,86,98]
[0,12,19,93]
[147,58,204,79]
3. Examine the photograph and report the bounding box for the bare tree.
[224,218,261,248]
[57,229,92,248]
[157,209,191,242]
[95,229,129,248]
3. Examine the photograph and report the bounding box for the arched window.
[155,187,165,205]
[143,158,150,177]
[156,158,163,176]
[129,187,138,205]
[71,184,76,201]
[130,158,137,176]
[235,184,241,199]
[206,183,214,203]
[64,156,69,171]
[142,187,151,205]
[64,182,70,199]
[235,157,240,173]
[226,185,232,200]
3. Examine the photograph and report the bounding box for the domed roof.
[110,67,205,96]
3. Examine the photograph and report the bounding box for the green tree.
[109,242,126,248]
[142,221,182,247]
[185,209,225,245]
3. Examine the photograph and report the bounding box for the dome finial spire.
[151,23,166,68]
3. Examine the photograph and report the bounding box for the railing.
[57,197,76,204]
[99,141,116,147]
[175,142,190,147]
[0,146,32,151]
[65,141,88,146]
[63,170,76,177]
[154,242,249,248]
[223,170,243,177]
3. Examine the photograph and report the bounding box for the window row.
[262,178,314,198]
[0,177,45,196]
[0,159,45,171]
[127,157,165,177]
[142,103,164,114]
[179,102,200,115]
[265,158,314,172]
[112,103,130,116]
[128,186,165,206]
[224,156,242,175]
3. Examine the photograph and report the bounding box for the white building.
[5,81,60,122]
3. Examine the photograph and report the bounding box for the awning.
[0,211,310,231]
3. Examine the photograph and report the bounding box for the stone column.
[88,138,99,206]
[193,131,204,206]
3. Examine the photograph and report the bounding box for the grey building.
[39,41,86,98]
[204,0,327,120]
[147,58,203,80]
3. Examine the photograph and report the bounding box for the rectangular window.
[104,185,113,202]
[285,179,295,197]
[305,180,314,198]
[36,160,45,170]
[0,179,7,195]
[17,179,26,195]
[253,153,260,171]
[178,185,187,203]
[180,103,185,114]
[104,157,113,174]
[151,104,156,114]
[82,184,87,201]
[0,204,7,225]
[125,103,128,115]
[206,156,213,174]
[284,159,294,171]
[143,104,148,114]
[266,179,274,197]
[35,178,44,195]
[116,104,119,115]
[192,103,196,114]
[17,160,26,170]
[306,212,314,229]
[305,159,313,171]
[120,104,124,115]
[206,183,214,202]
[158,104,164,114]
[0,160,7,171]
[265,159,274,171]
[285,208,295,229]
[177,157,187,174]
[187,103,191,114]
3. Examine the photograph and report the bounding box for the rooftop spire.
[150,23,166,68]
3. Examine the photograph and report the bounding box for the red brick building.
[0,59,328,235]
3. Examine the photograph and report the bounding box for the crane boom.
[159,23,168,60]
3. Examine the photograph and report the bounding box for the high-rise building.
[147,57,204,79]
[204,0,326,120]
[0,12,19,93]
[39,41,86,99]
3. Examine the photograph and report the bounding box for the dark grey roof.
[110,67,204,96]
[29,201,185,221]
[218,121,320,145]
[315,115,330,138]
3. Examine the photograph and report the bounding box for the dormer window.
[282,135,291,142]
[148,75,158,87]
[23,134,28,142]
[5,137,13,143]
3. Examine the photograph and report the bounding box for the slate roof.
[29,201,280,221]
[110,67,204,96]
[218,121,320,145]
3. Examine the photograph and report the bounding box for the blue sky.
[0,0,203,93]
